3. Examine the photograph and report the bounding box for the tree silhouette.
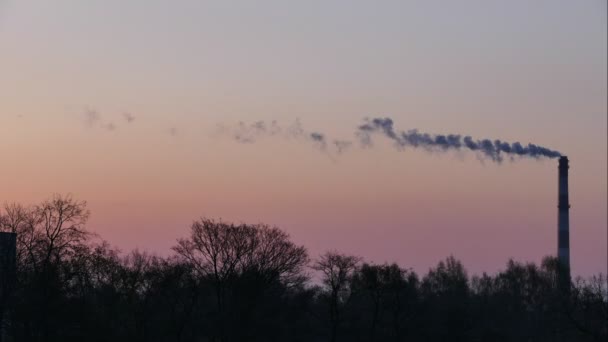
[313,251,361,342]
[0,195,606,342]
[173,218,308,341]
[420,256,471,341]
[350,263,419,341]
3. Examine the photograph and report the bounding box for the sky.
[0,0,606,277]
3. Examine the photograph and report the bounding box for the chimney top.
[559,156,569,169]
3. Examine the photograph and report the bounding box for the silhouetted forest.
[0,195,606,342]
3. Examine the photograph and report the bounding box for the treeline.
[0,195,605,342]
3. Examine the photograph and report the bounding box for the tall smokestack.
[557,156,570,280]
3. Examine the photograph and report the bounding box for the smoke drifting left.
[83,108,135,132]
[217,119,353,155]
[358,117,562,162]
[80,110,561,162]
[219,117,562,163]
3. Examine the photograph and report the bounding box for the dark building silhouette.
[0,232,17,342]
[0,232,16,287]
[557,156,570,280]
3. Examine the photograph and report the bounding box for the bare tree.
[313,251,361,342]
[0,203,38,273]
[244,223,309,287]
[1,195,92,340]
[34,194,91,268]
[1,195,91,270]
[173,218,309,341]
[173,219,253,315]
[0,203,29,234]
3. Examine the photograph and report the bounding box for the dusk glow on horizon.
[1,0,606,278]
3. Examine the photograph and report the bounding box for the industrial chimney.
[557,156,570,280]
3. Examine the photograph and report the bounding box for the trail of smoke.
[104,122,117,131]
[84,108,100,127]
[229,120,282,143]
[310,132,327,150]
[82,108,140,132]
[84,109,116,131]
[357,117,561,162]
[333,140,353,154]
[123,112,135,123]
[220,119,351,156]
[220,117,561,162]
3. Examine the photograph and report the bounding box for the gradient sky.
[1,0,606,277]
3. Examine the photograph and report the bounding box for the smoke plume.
[104,122,117,131]
[219,119,352,155]
[228,120,283,143]
[123,112,135,123]
[84,108,101,127]
[357,117,561,162]
[83,108,137,132]
[220,117,561,162]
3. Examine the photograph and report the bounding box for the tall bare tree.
[173,220,252,313]
[173,218,308,341]
[2,195,91,269]
[1,194,92,341]
[35,195,91,269]
[313,251,361,342]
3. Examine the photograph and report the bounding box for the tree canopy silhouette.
[0,195,605,342]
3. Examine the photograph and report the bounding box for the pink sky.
[0,1,606,276]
